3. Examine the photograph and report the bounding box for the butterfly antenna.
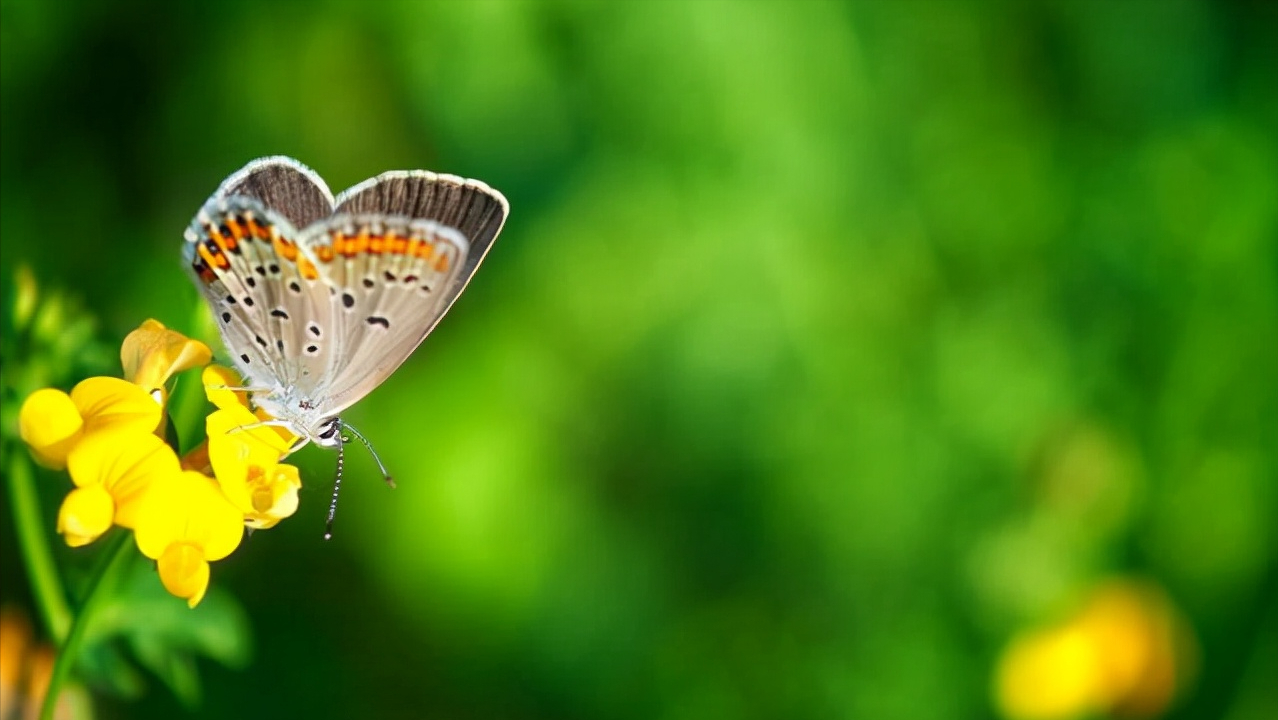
[324,431,345,540]
[341,421,396,489]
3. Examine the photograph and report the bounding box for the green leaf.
[82,560,253,706]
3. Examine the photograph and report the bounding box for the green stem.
[6,450,71,640]
[40,529,133,720]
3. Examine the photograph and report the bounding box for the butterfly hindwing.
[211,156,336,229]
[184,195,334,392]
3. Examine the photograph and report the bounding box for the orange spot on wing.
[391,236,409,255]
[208,227,231,256]
[317,245,335,263]
[299,257,319,280]
[197,242,229,270]
[273,234,298,261]
[370,233,386,254]
[351,229,369,255]
[434,252,450,272]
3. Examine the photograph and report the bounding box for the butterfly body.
[184,157,508,450]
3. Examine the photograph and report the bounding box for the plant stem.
[6,450,71,640]
[40,529,133,720]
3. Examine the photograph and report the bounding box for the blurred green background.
[2,0,1275,718]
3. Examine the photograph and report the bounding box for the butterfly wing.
[295,172,509,415]
[294,214,469,415]
[184,195,336,394]
[334,171,508,318]
[209,156,336,228]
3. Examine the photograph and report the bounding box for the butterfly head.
[314,417,343,448]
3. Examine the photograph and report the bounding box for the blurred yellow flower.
[132,471,244,608]
[207,404,302,529]
[18,377,161,470]
[994,580,1193,720]
[0,607,86,720]
[120,319,212,402]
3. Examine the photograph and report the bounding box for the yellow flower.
[202,364,251,413]
[132,471,244,608]
[19,377,161,470]
[120,319,212,403]
[207,405,301,529]
[202,364,299,448]
[994,580,1193,720]
[58,430,178,546]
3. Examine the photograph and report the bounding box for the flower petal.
[56,485,115,547]
[70,376,162,436]
[156,543,210,608]
[207,406,295,513]
[121,319,212,399]
[200,365,299,448]
[66,431,180,529]
[133,471,244,562]
[18,389,84,469]
[245,463,301,529]
[202,365,250,412]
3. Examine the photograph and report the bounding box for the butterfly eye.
[316,418,342,447]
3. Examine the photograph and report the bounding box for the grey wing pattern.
[186,159,509,418]
[212,156,337,229]
[295,214,469,415]
[334,171,508,321]
[183,195,335,393]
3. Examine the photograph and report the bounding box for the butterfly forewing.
[335,171,508,319]
[294,214,468,414]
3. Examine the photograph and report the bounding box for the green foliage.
[2,1,1275,719]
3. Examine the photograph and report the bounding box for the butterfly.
[183,156,508,533]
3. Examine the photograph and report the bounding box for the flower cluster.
[17,320,302,607]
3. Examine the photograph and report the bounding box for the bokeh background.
[2,1,1276,719]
